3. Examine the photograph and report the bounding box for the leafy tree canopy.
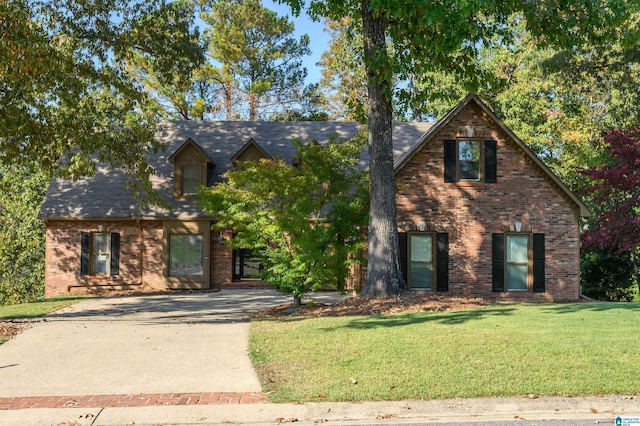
[582,127,640,255]
[0,163,49,304]
[1,0,203,198]
[200,135,369,304]
[278,0,635,296]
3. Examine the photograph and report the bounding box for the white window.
[506,234,529,291]
[92,233,110,276]
[169,234,204,276]
[458,140,481,180]
[409,234,434,290]
[181,165,201,196]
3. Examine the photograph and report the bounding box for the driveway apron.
[0,290,293,397]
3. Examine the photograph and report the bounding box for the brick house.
[39,94,590,301]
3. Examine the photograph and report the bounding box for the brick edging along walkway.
[0,392,268,410]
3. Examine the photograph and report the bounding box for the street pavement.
[0,290,638,425]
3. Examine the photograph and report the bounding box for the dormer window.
[231,138,271,170]
[181,165,201,196]
[168,138,214,199]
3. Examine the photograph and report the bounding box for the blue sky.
[263,1,331,85]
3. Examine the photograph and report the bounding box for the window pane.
[170,234,204,276]
[410,234,432,262]
[507,235,528,262]
[410,263,433,289]
[507,264,528,290]
[92,233,110,275]
[182,165,200,195]
[93,254,109,275]
[458,141,480,180]
[459,141,480,161]
[409,234,433,290]
[93,233,109,254]
[459,161,479,180]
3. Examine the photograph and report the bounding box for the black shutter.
[80,232,90,275]
[110,232,120,276]
[484,140,497,183]
[436,232,449,292]
[492,233,505,292]
[533,233,545,293]
[444,140,457,183]
[398,232,408,285]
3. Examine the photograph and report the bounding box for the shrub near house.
[39,94,589,301]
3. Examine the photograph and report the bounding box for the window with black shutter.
[80,232,120,276]
[400,232,449,291]
[443,139,498,183]
[436,233,449,292]
[532,233,545,293]
[492,232,545,293]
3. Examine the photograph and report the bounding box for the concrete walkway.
[0,290,342,397]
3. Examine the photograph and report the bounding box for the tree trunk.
[223,82,233,121]
[632,249,640,295]
[248,92,258,121]
[359,0,407,296]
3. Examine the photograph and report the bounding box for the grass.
[0,297,86,344]
[250,302,640,402]
[0,297,86,320]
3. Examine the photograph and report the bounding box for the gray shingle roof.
[39,121,433,219]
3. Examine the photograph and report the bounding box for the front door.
[233,249,262,281]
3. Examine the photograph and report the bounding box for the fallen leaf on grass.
[376,413,395,420]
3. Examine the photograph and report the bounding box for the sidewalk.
[0,394,638,425]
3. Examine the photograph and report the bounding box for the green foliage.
[200,0,311,120]
[580,251,637,302]
[1,0,203,201]
[121,1,207,120]
[200,135,368,302]
[0,164,50,305]
[285,0,636,295]
[317,17,367,121]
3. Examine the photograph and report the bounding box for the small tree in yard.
[580,251,636,302]
[582,127,640,295]
[199,135,368,305]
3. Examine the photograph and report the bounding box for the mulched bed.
[254,292,488,318]
[0,320,29,341]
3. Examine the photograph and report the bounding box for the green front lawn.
[0,297,85,344]
[250,302,640,402]
[0,297,85,320]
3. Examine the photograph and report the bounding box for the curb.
[0,391,268,410]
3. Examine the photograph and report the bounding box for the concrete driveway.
[0,290,339,398]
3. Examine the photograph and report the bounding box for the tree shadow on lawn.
[320,305,517,331]
[541,301,640,314]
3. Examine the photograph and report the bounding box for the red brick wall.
[44,221,145,297]
[44,220,236,296]
[394,102,581,301]
[213,229,233,289]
